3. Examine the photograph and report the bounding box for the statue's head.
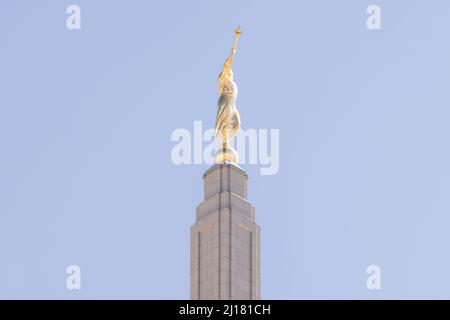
[220,68,233,80]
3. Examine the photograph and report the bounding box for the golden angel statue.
[214,27,242,164]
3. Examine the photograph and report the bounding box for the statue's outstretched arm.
[222,27,241,73]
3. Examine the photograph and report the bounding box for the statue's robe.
[214,72,240,141]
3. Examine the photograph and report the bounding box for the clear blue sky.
[1,0,450,299]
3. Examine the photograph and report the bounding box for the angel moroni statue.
[214,27,242,164]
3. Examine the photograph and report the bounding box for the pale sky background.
[1,0,450,299]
